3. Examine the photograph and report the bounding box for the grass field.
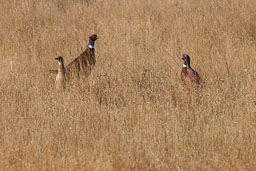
[0,0,256,170]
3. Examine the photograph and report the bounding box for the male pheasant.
[181,54,202,86]
[65,34,99,79]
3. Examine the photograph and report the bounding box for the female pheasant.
[65,34,99,79]
[55,56,66,90]
[181,54,202,86]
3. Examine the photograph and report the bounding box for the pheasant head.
[88,34,100,49]
[55,56,64,63]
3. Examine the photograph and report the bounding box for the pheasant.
[55,56,66,90]
[181,54,202,86]
[65,34,99,79]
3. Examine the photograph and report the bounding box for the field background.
[0,0,256,170]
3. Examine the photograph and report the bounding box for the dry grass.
[0,0,256,170]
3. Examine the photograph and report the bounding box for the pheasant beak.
[96,36,100,39]
[55,57,58,60]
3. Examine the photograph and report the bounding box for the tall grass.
[0,0,256,170]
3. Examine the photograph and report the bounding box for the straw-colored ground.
[0,0,256,170]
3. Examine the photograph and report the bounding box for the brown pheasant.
[55,56,66,90]
[65,34,99,79]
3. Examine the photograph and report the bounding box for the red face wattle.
[90,34,97,41]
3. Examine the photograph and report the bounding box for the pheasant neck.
[88,39,94,49]
[58,62,65,72]
[183,61,190,68]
